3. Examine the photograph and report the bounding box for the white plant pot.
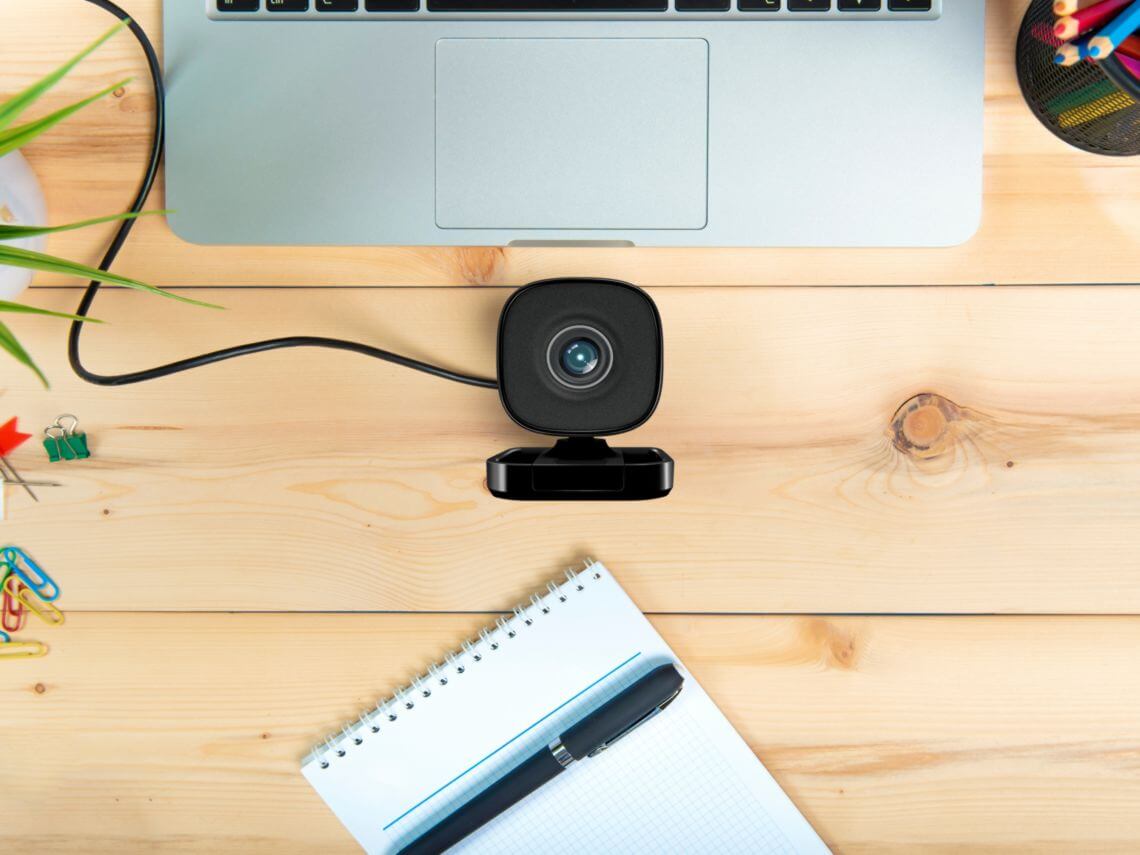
[0,150,47,301]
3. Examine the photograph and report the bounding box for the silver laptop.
[163,0,984,248]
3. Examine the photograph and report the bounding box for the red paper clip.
[1,578,26,634]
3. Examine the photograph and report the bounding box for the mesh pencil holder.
[1017,0,1140,156]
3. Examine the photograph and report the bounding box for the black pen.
[395,663,685,855]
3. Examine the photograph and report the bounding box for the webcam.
[487,278,674,501]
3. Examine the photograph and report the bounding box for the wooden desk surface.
[3,1,1140,851]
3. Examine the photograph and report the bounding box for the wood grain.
[2,0,1140,287]
[5,4,1140,848]
[3,285,1140,614]
[1,612,1138,853]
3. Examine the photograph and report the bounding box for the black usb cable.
[70,0,497,390]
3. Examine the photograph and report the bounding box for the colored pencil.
[1067,105,1140,139]
[1055,33,1097,65]
[1045,78,1119,113]
[1117,50,1140,77]
[1089,0,1140,57]
[1117,33,1140,59]
[1033,21,1065,47]
[1055,0,1134,40]
[1058,89,1135,126]
[1054,0,1101,14]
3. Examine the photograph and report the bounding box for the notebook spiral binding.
[306,558,604,769]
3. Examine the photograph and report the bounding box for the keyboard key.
[427,0,665,9]
[788,0,830,10]
[738,0,781,9]
[677,0,730,9]
[366,0,419,8]
[887,0,931,8]
[316,0,358,9]
[838,0,880,9]
[267,0,309,9]
[217,0,259,10]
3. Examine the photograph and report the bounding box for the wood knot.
[454,247,507,285]
[800,619,861,671]
[33,683,46,694]
[890,393,962,459]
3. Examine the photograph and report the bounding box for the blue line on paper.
[382,650,643,831]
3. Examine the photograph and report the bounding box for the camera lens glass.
[547,325,613,390]
[560,339,600,377]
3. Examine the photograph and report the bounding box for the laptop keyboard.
[211,0,940,19]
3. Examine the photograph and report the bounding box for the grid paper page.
[302,562,829,855]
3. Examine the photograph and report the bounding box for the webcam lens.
[546,325,613,390]
[560,339,600,377]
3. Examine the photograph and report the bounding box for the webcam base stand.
[487,437,673,501]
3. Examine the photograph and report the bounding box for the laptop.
[163,0,985,248]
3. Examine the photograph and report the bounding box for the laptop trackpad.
[435,38,709,231]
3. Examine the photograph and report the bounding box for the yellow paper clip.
[0,640,48,659]
[2,574,63,627]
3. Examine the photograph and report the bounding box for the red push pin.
[0,417,37,503]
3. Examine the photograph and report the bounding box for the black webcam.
[487,278,674,501]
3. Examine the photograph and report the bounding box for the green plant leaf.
[0,20,129,132]
[0,210,169,241]
[0,300,103,323]
[0,245,222,309]
[0,78,132,159]
[0,318,48,388]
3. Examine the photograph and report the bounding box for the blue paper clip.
[0,547,59,602]
[0,630,9,644]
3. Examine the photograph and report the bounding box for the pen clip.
[586,684,683,758]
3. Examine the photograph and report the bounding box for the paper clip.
[0,640,48,659]
[1,546,60,602]
[0,630,8,643]
[1,577,25,633]
[3,575,63,627]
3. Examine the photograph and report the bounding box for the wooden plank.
[3,1,1140,287]
[3,285,1140,613]
[1,612,1138,853]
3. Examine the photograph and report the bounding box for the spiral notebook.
[302,561,829,854]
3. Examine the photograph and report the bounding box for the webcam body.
[487,278,673,501]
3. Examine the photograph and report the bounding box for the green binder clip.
[43,415,90,463]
